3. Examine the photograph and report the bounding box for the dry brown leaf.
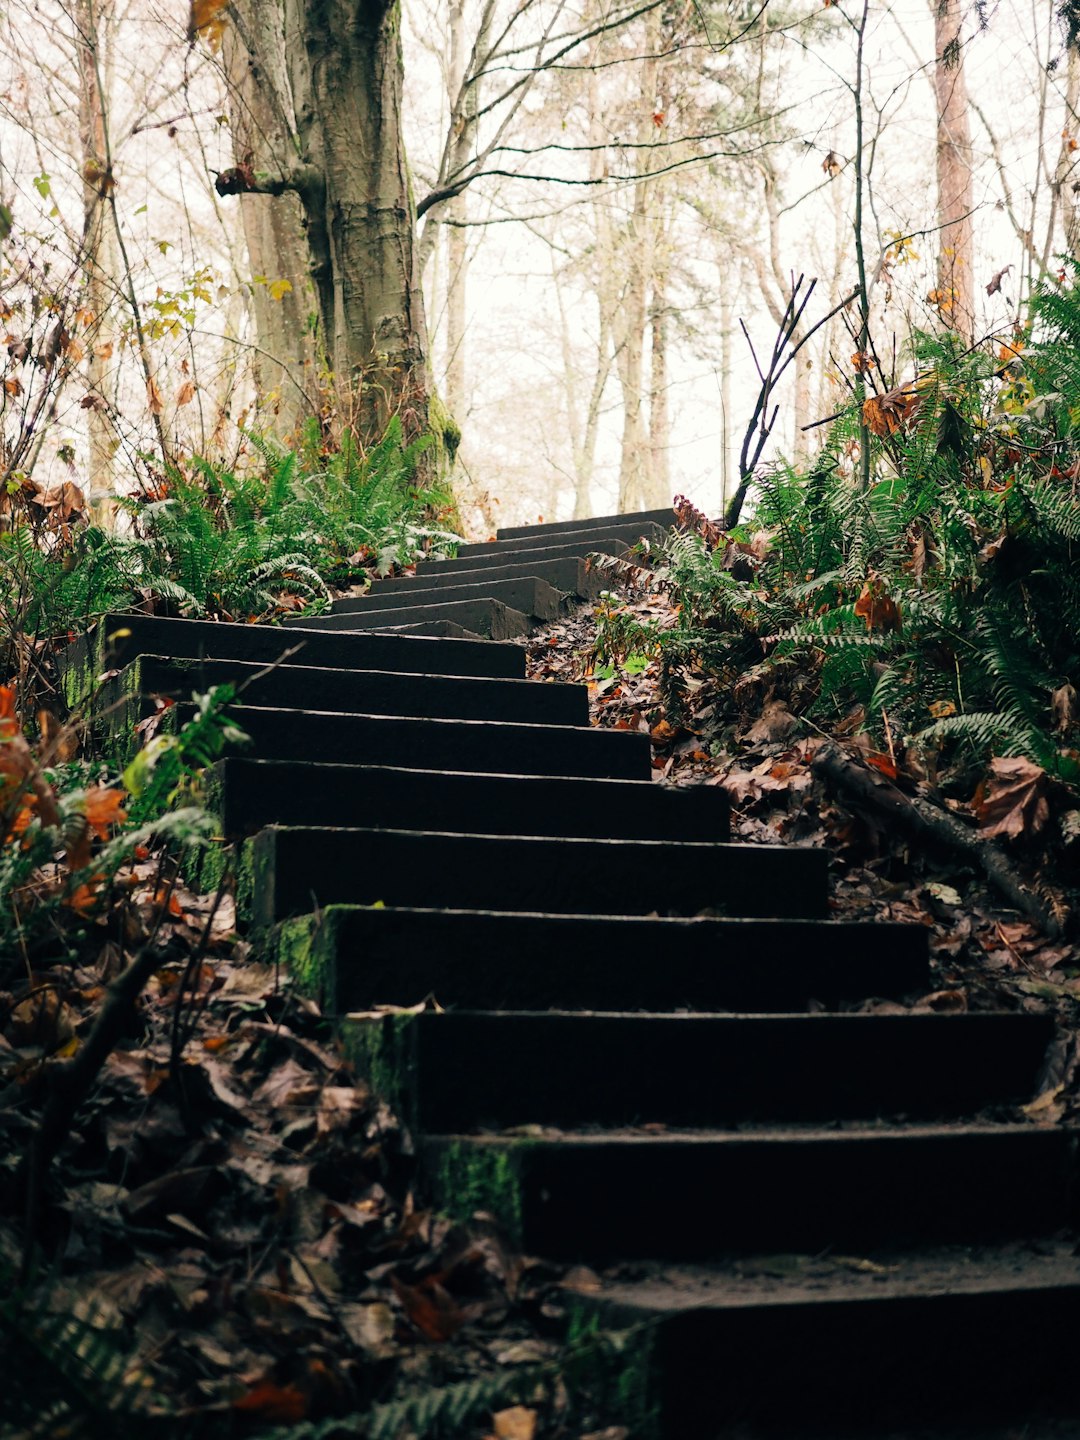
[863,384,920,437]
[146,375,164,414]
[493,1406,538,1440]
[175,379,196,407]
[973,756,1049,841]
[1052,683,1076,734]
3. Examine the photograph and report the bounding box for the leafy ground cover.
[1,417,459,714]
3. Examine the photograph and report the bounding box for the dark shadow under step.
[245,825,828,926]
[208,760,729,840]
[497,506,675,541]
[101,656,589,728]
[420,1125,1078,1258]
[222,707,651,780]
[347,1009,1053,1131]
[58,613,524,701]
[270,904,925,1012]
[281,597,532,639]
[572,1243,1080,1433]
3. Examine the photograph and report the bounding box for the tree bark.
[443,0,468,424]
[75,0,119,520]
[228,0,431,446]
[932,0,975,342]
[1058,45,1080,262]
[223,13,317,439]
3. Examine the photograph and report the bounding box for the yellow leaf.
[189,0,228,45]
[268,278,293,302]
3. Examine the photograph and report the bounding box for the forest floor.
[1,594,1078,1439]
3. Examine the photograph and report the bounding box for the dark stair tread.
[320,576,567,618]
[247,824,828,926]
[219,706,651,780]
[419,1124,1079,1257]
[357,619,484,639]
[208,760,729,841]
[573,1244,1080,1431]
[497,506,674,540]
[346,1009,1053,1131]
[58,612,524,688]
[101,655,589,728]
[369,557,605,597]
[455,518,667,559]
[280,598,533,639]
[416,537,637,573]
[268,903,924,1012]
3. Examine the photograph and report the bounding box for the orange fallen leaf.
[232,1381,307,1423]
[973,757,1049,841]
[854,577,902,632]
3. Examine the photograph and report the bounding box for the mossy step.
[497,506,675,541]
[576,1244,1080,1432]
[269,905,924,1013]
[280,598,532,639]
[369,557,605,598]
[98,655,589,728]
[58,612,523,710]
[455,519,667,560]
[209,760,729,841]
[321,576,567,619]
[341,1009,1053,1132]
[221,705,650,781]
[415,537,637,574]
[244,825,827,928]
[420,1125,1078,1258]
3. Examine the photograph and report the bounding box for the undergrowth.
[596,270,1080,788]
[1,416,459,711]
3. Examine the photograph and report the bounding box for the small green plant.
[0,681,238,976]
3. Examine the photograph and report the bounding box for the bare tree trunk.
[1058,45,1080,261]
[719,280,733,512]
[615,5,659,511]
[649,252,670,503]
[223,15,316,439]
[76,0,118,520]
[443,0,468,422]
[932,0,975,342]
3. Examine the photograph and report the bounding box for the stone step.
[58,614,523,704]
[207,760,729,841]
[269,905,926,1013]
[420,1125,1078,1259]
[101,656,589,728]
[279,597,532,639]
[222,706,650,784]
[574,1245,1080,1432]
[352,619,484,639]
[497,506,675,540]
[245,825,828,927]
[455,518,667,560]
[415,537,635,574]
[348,1010,1053,1132]
[369,557,605,599]
[318,576,567,620]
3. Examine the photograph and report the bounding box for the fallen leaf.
[232,1381,307,1423]
[973,756,1049,841]
[493,1406,538,1440]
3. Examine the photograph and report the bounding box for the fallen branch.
[811,742,1066,938]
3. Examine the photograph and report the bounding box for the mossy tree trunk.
[218,0,431,450]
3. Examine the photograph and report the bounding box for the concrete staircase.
[64,507,1080,1436]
